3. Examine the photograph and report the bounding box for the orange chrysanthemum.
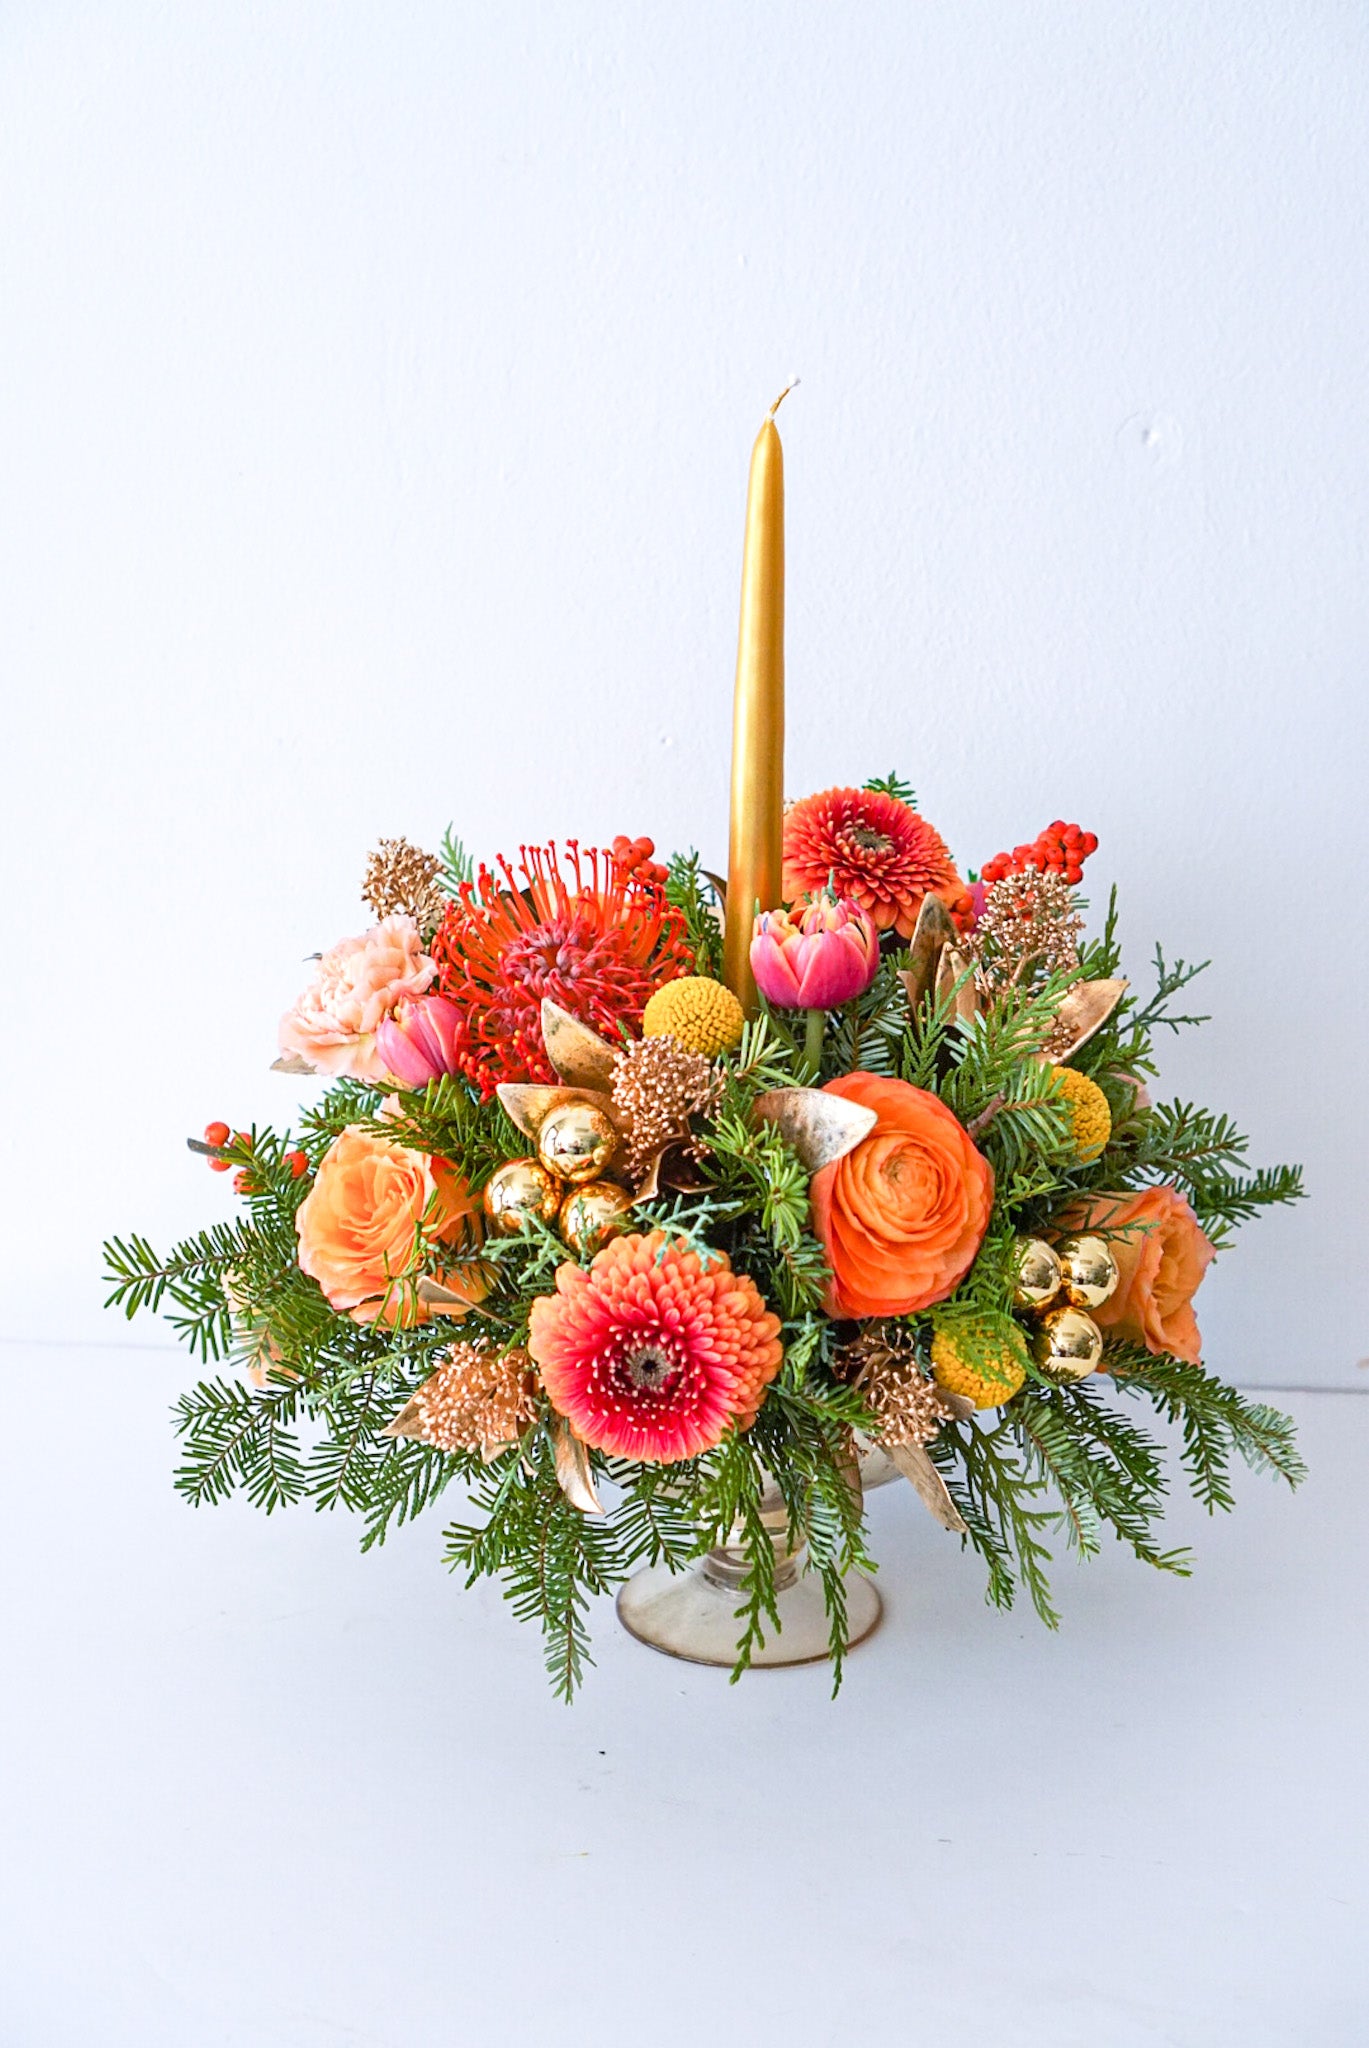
[430,840,693,1097]
[782,787,970,938]
[528,1231,783,1463]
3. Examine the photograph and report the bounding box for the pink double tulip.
[750,894,880,1009]
[375,994,466,1089]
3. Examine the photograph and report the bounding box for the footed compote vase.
[615,1480,883,1669]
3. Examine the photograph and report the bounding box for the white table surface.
[2,1346,1364,2048]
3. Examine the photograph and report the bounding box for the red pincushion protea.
[528,1232,784,1463]
[430,840,692,1096]
[783,787,970,938]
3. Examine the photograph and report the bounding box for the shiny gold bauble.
[1054,1233,1120,1311]
[481,1158,562,1236]
[1013,1237,1063,1311]
[559,1179,634,1256]
[1031,1305,1104,1381]
[536,1102,617,1184]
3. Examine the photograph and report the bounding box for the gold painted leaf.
[899,892,958,1014]
[414,1275,481,1315]
[382,1393,425,1442]
[935,943,980,1025]
[271,1053,316,1076]
[752,1087,878,1173]
[540,999,619,1091]
[1051,978,1129,1061]
[889,1443,969,1533]
[553,1419,605,1515]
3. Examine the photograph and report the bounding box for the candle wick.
[768,377,800,419]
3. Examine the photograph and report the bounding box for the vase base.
[615,1559,883,1670]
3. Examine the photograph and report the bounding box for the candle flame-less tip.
[768,378,800,419]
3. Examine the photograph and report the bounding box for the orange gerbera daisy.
[783,787,970,938]
[528,1232,783,1463]
[430,839,692,1097]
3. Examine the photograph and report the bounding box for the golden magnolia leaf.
[271,1052,316,1076]
[752,1088,878,1173]
[540,999,618,1091]
[889,1443,969,1533]
[900,893,958,1013]
[414,1275,480,1315]
[553,1419,605,1516]
[935,942,980,1025]
[701,868,729,908]
[1051,978,1129,1061]
[382,1393,425,1442]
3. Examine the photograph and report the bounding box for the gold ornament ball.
[1013,1237,1063,1311]
[559,1179,634,1256]
[482,1158,562,1236]
[1031,1305,1104,1381]
[536,1102,617,1184]
[1055,1233,1120,1311]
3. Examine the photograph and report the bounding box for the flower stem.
[803,1006,826,1079]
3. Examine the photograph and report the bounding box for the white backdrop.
[1,0,1365,1384]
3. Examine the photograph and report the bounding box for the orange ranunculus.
[809,1073,994,1319]
[1073,1185,1216,1364]
[295,1126,486,1328]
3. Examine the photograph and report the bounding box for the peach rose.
[295,1126,485,1327]
[1073,1185,1215,1364]
[810,1073,995,1319]
[278,916,436,1082]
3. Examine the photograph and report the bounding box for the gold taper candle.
[723,382,795,1011]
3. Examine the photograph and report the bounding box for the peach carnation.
[810,1072,994,1319]
[295,1126,485,1328]
[528,1231,784,1463]
[1073,1185,1216,1365]
[278,916,435,1083]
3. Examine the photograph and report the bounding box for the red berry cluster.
[609,834,669,889]
[981,822,1099,889]
[199,1123,307,1193]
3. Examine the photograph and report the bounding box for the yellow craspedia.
[642,975,745,1057]
[1050,1064,1112,1163]
[930,1318,1028,1411]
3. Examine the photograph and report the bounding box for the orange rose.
[810,1073,994,1319]
[296,1127,486,1327]
[1073,1185,1215,1364]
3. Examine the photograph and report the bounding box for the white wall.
[1,1,1364,1384]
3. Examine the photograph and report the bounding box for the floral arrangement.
[106,783,1304,1697]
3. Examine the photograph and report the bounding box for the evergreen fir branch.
[1009,1382,1189,1573]
[104,1221,265,1362]
[359,1437,461,1550]
[173,1377,305,1511]
[1108,1350,1305,1509]
[932,1418,1060,1625]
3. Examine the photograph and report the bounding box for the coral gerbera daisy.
[430,840,693,1097]
[782,786,970,938]
[528,1231,784,1463]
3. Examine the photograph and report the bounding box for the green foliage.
[439,826,474,894]
[104,840,1306,1698]
[863,771,917,806]
[664,848,724,978]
